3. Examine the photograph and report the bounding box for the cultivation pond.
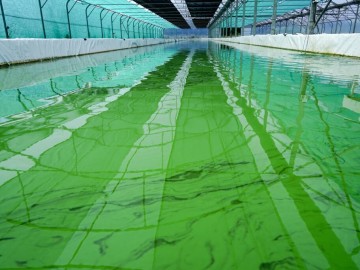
[0,41,359,269]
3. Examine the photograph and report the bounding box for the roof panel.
[84,0,180,28]
[131,0,190,28]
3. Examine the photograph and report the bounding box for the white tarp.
[215,34,360,58]
[0,38,175,66]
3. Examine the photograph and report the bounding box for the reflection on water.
[0,40,359,269]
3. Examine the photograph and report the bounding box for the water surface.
[0,41,359,269]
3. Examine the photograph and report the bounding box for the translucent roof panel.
[83,0,178,28]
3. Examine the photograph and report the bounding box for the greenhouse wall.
[0,0,163,39]
[0,38,176,66]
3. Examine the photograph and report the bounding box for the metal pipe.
[235,0,239,36]
[138,20,141,38]
[132,18,136,38]
[271,0,278,34]
[242,0,246,36]
[314,0,332,28]
[111,13,119,38]
[141,22,145,38]
[0,0,9,38]
[119,15,124,38]
[38,0,46,38]
[335,8,340,33]
[66,0,72,38]
[226,7,231,37]
[126,17,131,38]
[150,25,156,38]
[307,0,318,34]
[252,0,258,35]
[85,5,93,38]
[100,9,110,38]
[229,4,233,36]
[353,2,359,33]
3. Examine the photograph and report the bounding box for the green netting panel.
[1,0,44,38]
[0,0,170,39]
[214,0,311,28]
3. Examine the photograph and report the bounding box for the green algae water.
[0,41,359,269]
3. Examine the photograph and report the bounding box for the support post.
[252,0,258,35]
[38,0,47,38]
[85,5,96,38]
[119,15,124,38]
[111,13,119,38]
[241,0,246,36]
[126,17,131,38]
[150,24,154,38]
[100,9,110,38]
[141,22,145,38]
[235,0,239,36]
[271,0,278,34]
[0,0,9,38]
[132,19,136,38]
[66,0,78,38]
[353,2,359,33]
[228,6,231,36]
[137,20,140,38]
[335,8,340,33]
[307,0,318,34]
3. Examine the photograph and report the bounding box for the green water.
[0,41,359,269]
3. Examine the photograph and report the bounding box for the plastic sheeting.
[215,34,360,58]
[0,38,175,65]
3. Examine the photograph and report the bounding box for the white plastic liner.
[215,34,360,58]
[0,38,175,65]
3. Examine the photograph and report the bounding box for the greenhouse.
[0,0,359,269]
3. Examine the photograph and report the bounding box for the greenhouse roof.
[80,0,225,29]
[62,0,359,30]
[82,0,179,28]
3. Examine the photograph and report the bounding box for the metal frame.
[86,4,96,38]
[0,0,9,38]
[209,0,360,37]
[66,0,78,38]
[100,8,110,38]
[38,0,50,38]
[111,11,119,38]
